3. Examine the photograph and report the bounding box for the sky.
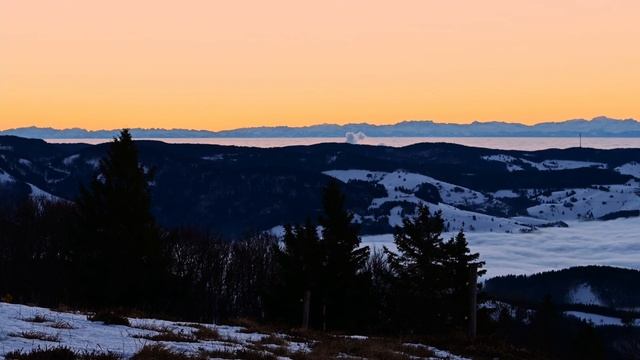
[2,0,640,131]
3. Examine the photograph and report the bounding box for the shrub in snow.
[87,310,130,326]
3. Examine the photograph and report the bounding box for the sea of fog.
[363,217,640,279]
[45,137,640,150]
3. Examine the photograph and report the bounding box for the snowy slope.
[324,169,529,233]
[566,283,603,306]
[0,302,468,360]
[27,183,64,202]
[0,168,15,184]
[482,155,607,172]
[0,302,301,359]
[615,162,640,178]
[526,183,640,220]
[565,311,640,326]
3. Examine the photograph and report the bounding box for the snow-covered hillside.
[324,163,640,235]
[565,311,640,327]
[567,283,603,306]
[615,161,640,178]
[0,302,468,360]
[324,169,533,233]
[0,169,14,184]
[526,182,640,220]
[481,154,607,172]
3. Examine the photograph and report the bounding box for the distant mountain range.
[3,116,640,138]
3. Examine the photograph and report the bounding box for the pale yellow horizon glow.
[1,0,640,131]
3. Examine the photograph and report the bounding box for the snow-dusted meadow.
[0,302,469,360]
[363,217,640,278]
[564,311,640,327]
[0,302,284,359]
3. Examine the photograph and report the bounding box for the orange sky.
[1,0,640,131]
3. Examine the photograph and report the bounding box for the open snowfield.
[565,311,640,327]
[0,302,469,360]
[363,217,640,278]
[0,302,285,359]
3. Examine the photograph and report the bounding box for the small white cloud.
[345,131,367,144]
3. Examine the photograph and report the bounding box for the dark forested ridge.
[485,266,640,309]
[1,135,638,236]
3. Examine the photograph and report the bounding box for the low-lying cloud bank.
[363,217,640,278]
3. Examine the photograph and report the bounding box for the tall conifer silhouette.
[319,180,369,330]
[74,129,165,308]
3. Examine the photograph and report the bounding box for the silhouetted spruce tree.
[530,294,559,355]
[273,220,322,325]
[570,323,605,360]
[386,205,448,333]
[442,230,485,327]
[319,180,369,330]
[73,129,167,310]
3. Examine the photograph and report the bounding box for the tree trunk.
[322,300,327,332]
[302,290,311,330]
[468,264,478,339]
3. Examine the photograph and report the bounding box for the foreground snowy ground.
[0,302,468,360]
[363,217,640,278]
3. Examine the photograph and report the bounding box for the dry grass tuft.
[130,345,204,360]
[21,314,50,323]
[87,311,129,326]
[190,324,221,341]
[132,328,197,343]
[50,320,75,329]
[9,330,61,342]
[4,347,122,360]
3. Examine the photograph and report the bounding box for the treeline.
[485,266,640,309]
[0,130,484,335]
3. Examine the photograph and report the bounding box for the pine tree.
[442,230,485,327]
[318,180,369,330]
[386,205,448,332]
[274,220,322,325]
[73,129,166,309]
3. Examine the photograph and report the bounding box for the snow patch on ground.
[481,155,524,172]
[492,190,520,198]
[567,283,603,306]
[564,311,639,327]
[0,169,15,184]
[615,162,640,178]
[27,184,63,202]
[63,154,80,166]
[403,343,470,360]
[535,160,607,171]
[0,302,308,359]
[85,158,100,169]
[482,155,607,172]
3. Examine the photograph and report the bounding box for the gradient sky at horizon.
[2,0,640,131]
